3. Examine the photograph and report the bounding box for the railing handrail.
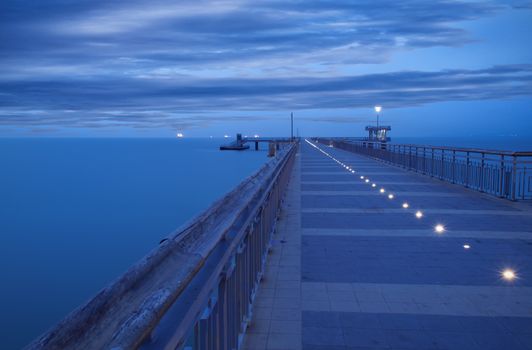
[327,137,532,156]
[316,138,531,200]
[27,143,297,350]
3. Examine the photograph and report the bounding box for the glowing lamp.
[502,269,516,281]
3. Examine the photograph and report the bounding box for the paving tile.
[255,306,273,320]
[302,346,345,350]
[302,299,330,311]
[271,307,301,321]
[243,333,268,350]
[330,300,361,312]
[427,330,481,350]
[267,332,302,349]
[377,313,424,330]
[471,331,528,350]
[248,317,271,334]
[328,290,357,301]
[339,312,381,329]
[419,315,465,332]
[303,311,341,328]
[303,326,345,346]
[343,328,389,348]
[515,334,532,350]
[384,329,438,349]
[500,316,532,334]
[270,319,301,334]
[359,302,390,313]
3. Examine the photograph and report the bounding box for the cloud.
[1,64,531,130]
[0,0,530,133]
[0,0,502,80]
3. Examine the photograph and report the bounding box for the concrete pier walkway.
[243,140,532,350]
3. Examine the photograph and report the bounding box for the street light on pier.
[374,105,382,127]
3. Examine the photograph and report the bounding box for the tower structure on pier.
[365,125,391,142]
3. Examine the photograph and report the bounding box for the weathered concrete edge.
[25,144,297,350]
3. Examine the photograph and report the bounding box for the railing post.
[423,147,426,174]
[480,153,485,192]
[441,149,445,180]
[499,154,505,197]
[451,150,456,184]
[408,146,412,169]
[431,148,435,177]
[522,166,526,200]
[511,155,517,201]
[414,147,418,172]
[465,151,470,188]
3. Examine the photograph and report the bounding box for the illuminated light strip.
[306,140,474,276]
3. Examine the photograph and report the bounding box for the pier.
[220,134,293,151]
[28,139,532,350]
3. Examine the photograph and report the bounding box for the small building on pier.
[365,125,391,142]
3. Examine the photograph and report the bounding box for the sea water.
[0,138,268,349]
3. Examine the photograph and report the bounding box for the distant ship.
[176,132,184,138]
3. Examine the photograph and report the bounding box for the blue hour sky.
[0,0,531,137]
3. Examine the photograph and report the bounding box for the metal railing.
[27,142,297,350]
[316,138,532,200]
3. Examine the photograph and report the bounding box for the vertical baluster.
[451,150,456,183]
[431,148,435,177]
[522,165,526,200]
[441,149,445,180]
[423,147,426,174]
[511,155,517,201]
[409,146,413,170]
[465,152,470,187]
[499,154,505,197]
[480,153,485,192]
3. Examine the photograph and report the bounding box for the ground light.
[415,211,423,218]
[434,224,445,233]
[502,269,517,281]
[463,244,471,249]
[380,188,385,193]
[402,202,409,208]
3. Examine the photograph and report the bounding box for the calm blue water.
[0,138,268,349]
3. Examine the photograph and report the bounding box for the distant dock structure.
[219,133,250,150]
[220,133,294,154]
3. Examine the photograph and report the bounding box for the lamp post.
[374,105,382,128]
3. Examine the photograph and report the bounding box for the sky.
[0,0,531,138]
